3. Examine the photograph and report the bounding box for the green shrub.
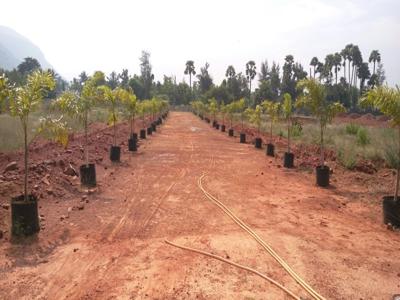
[291,120,303,137]
[345,123,360,135]
[384,142,400,169]
[337,147,357,169]
[356,127,370,146]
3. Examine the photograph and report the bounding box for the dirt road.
[1,112,399,299]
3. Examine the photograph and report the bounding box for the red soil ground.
[0,112,399,299]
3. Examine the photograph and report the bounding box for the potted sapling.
[237,98,247,143]
[122,89,138,151]
[361,85,400,228]
[281,93,295,168]
[150,98,158,132]
[56,74,103,187]
[208,98,218,128]
[7,71,68,236]
[247,104,263,149]
[262,100,280,156]
[220,101,227,132]
[99,86,130,162]
[226,102,235,137]
[297,78,345,187]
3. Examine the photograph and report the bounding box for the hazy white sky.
[1,0,399,85]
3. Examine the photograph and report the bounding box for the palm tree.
[344,44,354,87]
[184,60,196,90]
[245,60,256,96]
[369,50,381,75]
[310,57,319,79]
[333,53,342,84]
[357,62,371,93]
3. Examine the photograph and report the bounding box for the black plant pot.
[240,133,246,143]
[221,125,226,132]
[316,165,330,187]
[255,138,262,149]
[266,143,275,157]
[152,123,157,132]
[110,146,121,162]
[215,124,220,130]
[382,196,400,228]
[284,152,294,168]
[147,127,153,135]
[158,118,162,124]
[140,129,146,139]
[131,132,138,141]
[212,120,217,127]
[128,138,137,152]
[11,195,40,236]
[80,163,97,187]
[228,129,234,137]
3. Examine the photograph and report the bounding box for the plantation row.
[191,78,400,229]
[0,70,169,237]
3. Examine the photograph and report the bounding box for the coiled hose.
[197,174,326,300]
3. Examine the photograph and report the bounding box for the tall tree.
[107,71,119,89]
[258,60,269,82]
[184,60,196,90]
[196,62,213,94]
[140,50,154,99]
[369,50,381,75]
[225,65,236,79]
[357,62,371,93]
[333,53,342,84]
[119,69,130,89]
[17,57,41,75]
[245,60,256,96]
[310,57,319,79]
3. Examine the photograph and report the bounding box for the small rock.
[34,184,39,190]
[81,195,87,201]
[67,207,73,213]
[46,188,53,195]
[58,159,66,168]
[65,149,72,154]
[44,159,56,166]
[4,162,18,172]
[60,215,68,220]
[64,164,78,176]
[2,204,10,210]
[42,176,50,185]
[77,204,84,210]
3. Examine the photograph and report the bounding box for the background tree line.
[1,44,386,112]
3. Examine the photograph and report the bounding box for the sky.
[1,0,399,86]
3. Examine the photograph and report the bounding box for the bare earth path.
[1,112,399,299]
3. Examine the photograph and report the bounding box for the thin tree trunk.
[373,62,376,75]
[320,123,324,167]
[395,127,400,201]
[335,67,338,85]
[287,120,290,153]
[113,116,116,146]
[84,112,89,166]
[270,121,273,143]
[23,119,28,201]
[343,61,346,82]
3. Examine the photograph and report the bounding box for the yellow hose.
[165,240,301,300]
[197,174,326,300]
